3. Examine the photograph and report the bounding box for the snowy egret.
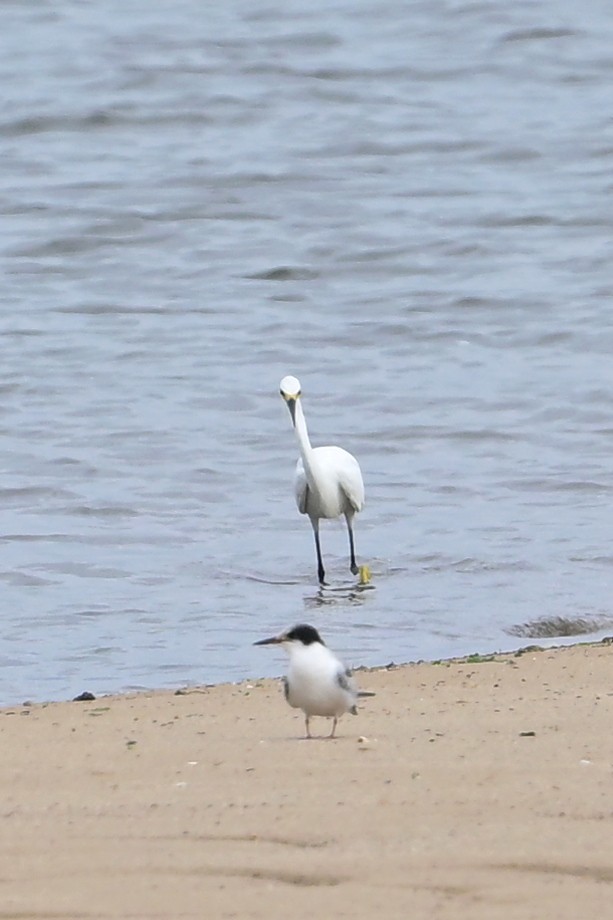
[279,375,365,585]
[254,623,374,739]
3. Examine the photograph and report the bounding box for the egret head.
[279,375,301,425]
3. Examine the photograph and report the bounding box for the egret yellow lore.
[279,375,365,585]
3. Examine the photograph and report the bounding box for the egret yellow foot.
[358,564,371,586]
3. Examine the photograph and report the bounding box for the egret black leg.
[313,527,327,585]
[346,515,358,575]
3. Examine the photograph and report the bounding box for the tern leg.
[312,521,327,585]
[345,513,359,576]
[305,715,312,739]
[328,717,338,739]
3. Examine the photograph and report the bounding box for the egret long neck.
[293,399,315,472]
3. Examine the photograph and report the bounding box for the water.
[1,1,613,705]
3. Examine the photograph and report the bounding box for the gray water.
[2,0,613,705]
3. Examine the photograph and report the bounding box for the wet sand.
[1,640,612,918]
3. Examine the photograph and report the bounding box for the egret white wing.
[293,458,309,514]
[335,448,365,512]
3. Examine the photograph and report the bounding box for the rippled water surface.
[2,1,613,704]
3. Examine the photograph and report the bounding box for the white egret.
[254,623,374,739]
[279,375,365,585]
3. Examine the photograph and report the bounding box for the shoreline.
[4,634,611,712]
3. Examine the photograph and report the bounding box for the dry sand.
[1,640,613,919]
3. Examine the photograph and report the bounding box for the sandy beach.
[2,640,612,919]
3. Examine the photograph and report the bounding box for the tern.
[279,375,365,585]
[254,623,375,739]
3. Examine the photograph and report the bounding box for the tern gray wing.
[336,669,359,715]
[336,668,357,695]
[337,668,375,713]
